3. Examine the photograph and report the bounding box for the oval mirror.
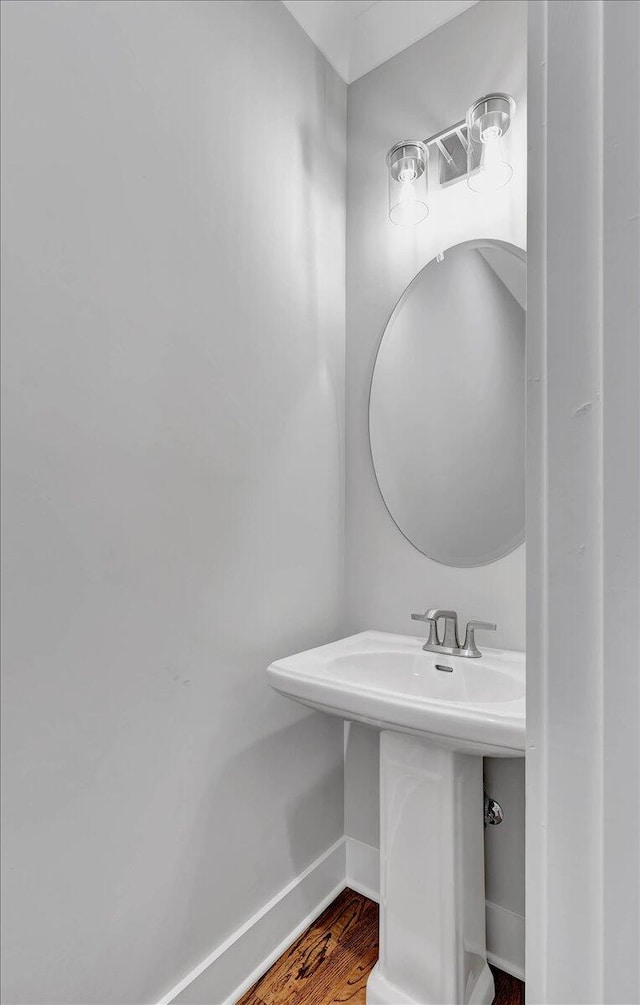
[369,240,526,567]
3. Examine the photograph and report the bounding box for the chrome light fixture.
[466,93,516,193]
[386,92,516,225]
[387,141,429,226]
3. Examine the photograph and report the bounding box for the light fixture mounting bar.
[455,127,469,153]
[423,119,470,187]
[422,118,467,150]
[435,138,455,168]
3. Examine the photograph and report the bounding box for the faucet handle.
[462,620,497,658]
[411,613,439,647]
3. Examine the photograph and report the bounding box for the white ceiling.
[282,0,479,83]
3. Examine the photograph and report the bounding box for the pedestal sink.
[267,631,525,1005]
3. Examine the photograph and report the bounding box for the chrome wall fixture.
[387,140,429,226]
[386,92,516,225]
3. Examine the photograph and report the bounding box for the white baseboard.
[346,836,380,902]
[485,900,525,982]
[345,837,525,983]
[158,837,346,1005]
[157,836,524,1004]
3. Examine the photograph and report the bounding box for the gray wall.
[0,2,346,1002]
[344,0,526,924]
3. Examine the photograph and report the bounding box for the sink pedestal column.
[366,731,494,1005]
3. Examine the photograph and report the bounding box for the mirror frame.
[368,238,527,567]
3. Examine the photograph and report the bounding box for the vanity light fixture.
[386,92,516,224]
[386,140,429,226]
[466,93,516,192]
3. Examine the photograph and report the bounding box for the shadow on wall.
[345,722,380,847]
[159,710,344,974]
[295,46,346,361]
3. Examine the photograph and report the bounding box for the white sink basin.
[267,630,525,756]
[267,630,526,1005]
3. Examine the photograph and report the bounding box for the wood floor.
[237,888,524,1005]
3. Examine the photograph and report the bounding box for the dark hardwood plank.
[490,963,525,1005]
[326,944,379,1004]
[237,889,374,1005]
[285,899,378,1005]
[237,888,523,1005]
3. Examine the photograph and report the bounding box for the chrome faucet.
[411,609,496,658]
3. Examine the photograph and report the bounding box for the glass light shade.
[467,135,513,192]
[466,94,516,193]
[387,141,429,226]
